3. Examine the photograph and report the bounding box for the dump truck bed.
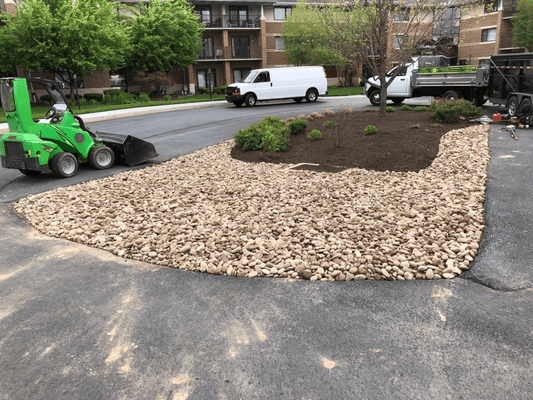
[412,66,489,88]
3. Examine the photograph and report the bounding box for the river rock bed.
[13,124,490,282]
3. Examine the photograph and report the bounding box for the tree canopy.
[512,0,533,51]
[125,0,203,72]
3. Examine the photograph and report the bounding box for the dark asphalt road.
[1,96,533,399]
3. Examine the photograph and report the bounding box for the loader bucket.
[95,131,158,167]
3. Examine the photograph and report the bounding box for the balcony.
[499,36,518,49]
[201,14,261,29]
[196,46,263,61]
[502,0,518,18]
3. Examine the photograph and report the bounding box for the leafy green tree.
[125,0,203,72]
[0,0,129,98]
[512,0,533,51]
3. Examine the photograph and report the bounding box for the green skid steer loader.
[0,77,158,178]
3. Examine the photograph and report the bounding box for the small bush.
[430,98,481,123]
[162,94,172,102]
[307,129,322,140]
[262,124,290,153]
[401,105,411,110]
[84,93,103,102]
[410,124,420,129]
[103,91,138,105]
[386,106,395,112]
[103,89,125,97]
[88,99,98,105]
[138,93,151,103]
[130,90,141,98]
[287,118,309,135]
[79,98,87,105]
[198,87,209,95]
[234,115,290,152]
[364,108,372,112]
[214,85,227,94]
[364,125,378,135]
[414,106,429,111]
[433,123,442,127]
[323,120,338,128]
[424,129,430,132]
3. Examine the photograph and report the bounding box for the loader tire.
[89,145,115,170]
[50,152,78,178]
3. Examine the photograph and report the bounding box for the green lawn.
[0,87,364,124]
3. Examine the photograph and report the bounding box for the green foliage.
[162,94,172,102]
[287,118,310,134]
[126,0,203,72]
[512,0,533,51]
[401,105,411,110]
[214,85,227,94]
[138,93,151,103]
[88,99,98,105]
[364,125,378,135]
[103,89,125,97]
[307,129,323,140]
[79,98,87,106]
[0,0,129,87]
[234,116,290,152]
[198,87,209,95]
[410,124,420,129]
[40,94,52,103]
[386,107,395,112]
[430,99,481,123]
[84,93,103,102]
[323,120,338,128]
[103,91,138,105]
[325,86,364,96]
[433,123,442,127]
[364,108,372,112]
[424,129,430,132]
[414,106,429,111]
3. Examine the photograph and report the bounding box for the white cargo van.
[225,66,328,107]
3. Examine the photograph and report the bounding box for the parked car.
[225,66,328,107]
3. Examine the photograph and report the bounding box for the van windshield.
[242,71,258,83]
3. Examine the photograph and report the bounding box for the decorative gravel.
[13,124,490,281]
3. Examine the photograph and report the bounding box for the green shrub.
[130,90,141,98]
[79,98,87,105]
[84,93,103,102]
[433,123,442,127]
[198,87,209,95]
[386,106,395,112]
[234,116,290,152]
[214,85,227,94]
[88,99,98,105]
[364,125,378,135]
[430,98,481,123]
[40,94,52,103]
[103,91,138,105]
[364,108,372,112]
[424,129,430,132]
[287,118,309,134]
[410,124,420,129]
[401,105,411,110]
[323,120,338,128]
[138,93,151,103]
[307,129,322,140]
[414,106,429,111]
[103,89,125,97]
[162,94,172,102]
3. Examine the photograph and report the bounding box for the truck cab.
[364,63,416,106]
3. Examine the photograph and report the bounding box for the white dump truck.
[364,56,490,107]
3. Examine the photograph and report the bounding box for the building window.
[433,7,460,44]
[198,37,214,59]
[197,69,216,89]
[231,36,250,58]
[229,6,248,27]
[275,36,285,50]
[274,7,292,20]
[393,35,403,49]
[394,8,410,21]
[109,71,126,89]
[233,68,251,83]
[481,28,497,42]
[195,5,212,24]
[484,0,500,13]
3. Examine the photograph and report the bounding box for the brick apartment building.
[0,0,527,95]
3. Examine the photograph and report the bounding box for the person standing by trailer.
[225,66,328,107]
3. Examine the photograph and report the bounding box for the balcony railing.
[499,36,517,49]
[502,0,518,17]
[232,46,250,59]
[201,14,261,29]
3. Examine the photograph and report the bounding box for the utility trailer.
[364,56,489,106]
[485,53,533,117]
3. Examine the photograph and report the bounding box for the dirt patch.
[230,110,474,172]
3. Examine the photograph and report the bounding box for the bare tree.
[310,0,483,113]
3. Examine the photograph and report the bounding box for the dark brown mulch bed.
[230,110,475,172]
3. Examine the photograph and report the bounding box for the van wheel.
[244,94,256,107]
[294,97,303,103]
[369,90,381,106]
[392,98,405,104]
[443,90,460,101]
[234,101,243,107]
[50,152,78,178]
[305,89,318,103]
[508,96,519,117]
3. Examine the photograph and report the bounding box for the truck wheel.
[443,90,460,101]
[369,91,381,106]
[305,89,318,102]
[19,169,41,177]
[89,145,115,170]
[50,152,78,178]
[244,94,256,107]
[234,101,243,107]
[507,97,519,117]
[519,98,532,116]
[392,98,405,104]
[294,98,304,103]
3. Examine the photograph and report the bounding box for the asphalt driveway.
[1,99,533,399]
